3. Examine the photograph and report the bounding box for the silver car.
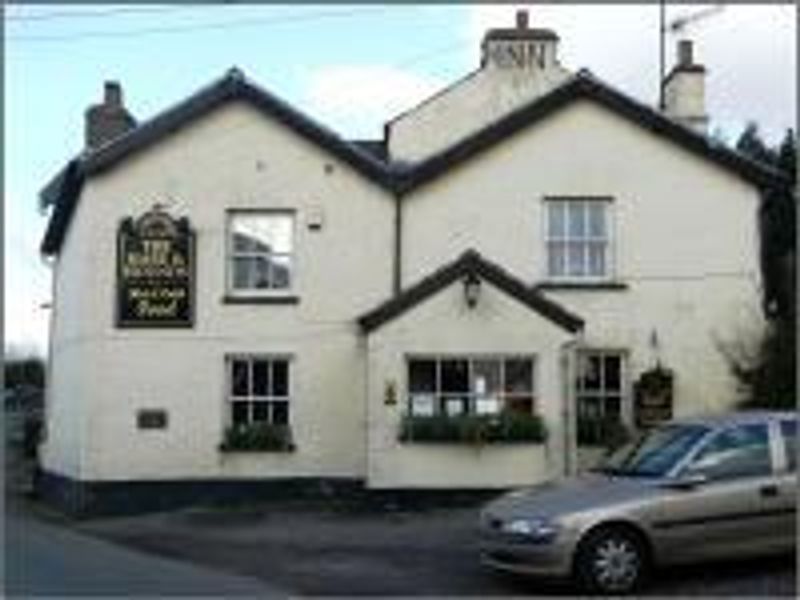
[479,410,797,594]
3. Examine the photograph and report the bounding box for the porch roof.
[358,249,584,334]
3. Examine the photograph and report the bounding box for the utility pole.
[659,1,666,110]
[658,3,725,110]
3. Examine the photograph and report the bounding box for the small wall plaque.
[137,409,168,430]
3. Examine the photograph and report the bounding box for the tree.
[725,125,796,409]
[4,357,46,390]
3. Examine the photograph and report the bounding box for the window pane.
[505,359,533,393]
[689,424,772,480]
[588,203,606,238]
[506,396,533,415]
[252,361,269,397]
[604,355,621,391]
[567,202,586,238]
[232,401,250,425]
[270,255,292,289]
[444,396,468,416]
[409,360,436,393]
[272,361,289,397]
[578,396,602,419]
[547,241,566,276]
[473,360,501,395]
[476,397,501,415]
[231,214,293,254]
[605,396,621,418]
[233,256,271,290]
[252,402,270,422]
[548,202,566,239]
[588,242,606,276]
[272,402,289,425]
[579,355,602,391]
[231,360,250,397]
[441,360,469,393]
[781,420,797,471]
[567,242,585,276]
[410,394,436,416]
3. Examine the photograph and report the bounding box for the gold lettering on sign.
[117,208,194,327]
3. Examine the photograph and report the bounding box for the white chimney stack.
[662,39,708,134]
[481,9,560,72]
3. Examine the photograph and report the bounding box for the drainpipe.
[392,189,403,295]
[560,331,583,477]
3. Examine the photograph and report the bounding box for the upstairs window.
[545,198,611,280]
[228,211,294,294]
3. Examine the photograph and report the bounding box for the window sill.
[222,295,300,305]
[218,442,296,453]
[535,281,629,291]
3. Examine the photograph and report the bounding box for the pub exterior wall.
[400,99,763,418]
[366,281,576,488]
[41,101,394,480]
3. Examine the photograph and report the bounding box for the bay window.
[407,356,535,417]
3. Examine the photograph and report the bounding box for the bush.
[398,412,547,445]
[220,423,295,452]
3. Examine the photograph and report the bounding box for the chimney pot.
[104,81,123,107]
[677,39,694,67]
[85,80,136,149]
[516,9,529,29]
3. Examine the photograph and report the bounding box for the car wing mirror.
[664,472,708,490]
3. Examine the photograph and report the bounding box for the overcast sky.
[5,4,796,355]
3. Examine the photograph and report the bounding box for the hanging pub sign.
[116,206,195,328]
[634,366,674,428]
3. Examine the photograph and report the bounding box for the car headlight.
[501,518,560,542]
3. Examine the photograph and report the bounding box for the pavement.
[4,497,285,597]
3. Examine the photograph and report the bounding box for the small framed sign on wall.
[116,205,195,328]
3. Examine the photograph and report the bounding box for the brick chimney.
[481,9,560,71]
[662,40,708,134]
[85,81,136,149]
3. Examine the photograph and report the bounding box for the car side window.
[684,424,772,481]
[780,420,797,472]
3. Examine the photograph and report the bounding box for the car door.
[653,422,781,564]
[772,418,799,552]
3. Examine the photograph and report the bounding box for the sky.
[4,3,797,356]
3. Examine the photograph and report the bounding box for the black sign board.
[116,207,194,328]
[634,367,674,428]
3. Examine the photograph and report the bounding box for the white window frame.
[226,209,296,296]
[225,354,292,427]
[543,197,614,282]
[405,354,537,418]
[575,349,630,425]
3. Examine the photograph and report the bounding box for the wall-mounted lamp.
[463,272,481,308]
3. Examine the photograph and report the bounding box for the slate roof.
[40,68,791,255]
[358,249,584,334]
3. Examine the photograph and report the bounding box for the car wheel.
[573,525,649,594]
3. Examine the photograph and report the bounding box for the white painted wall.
[365,279,576,488]
[387,60,570,163]
[400,98,764,419]
[41,101,394,481]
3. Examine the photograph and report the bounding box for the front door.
[575,350,628,471]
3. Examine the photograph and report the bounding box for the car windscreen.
[595,423,710,478]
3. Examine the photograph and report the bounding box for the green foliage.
[4,357,46,390]
[722,319,797,411]
[735,125,796,319]
[576,416,632,450]
[398,412,547,445]
[220,423,295,452]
